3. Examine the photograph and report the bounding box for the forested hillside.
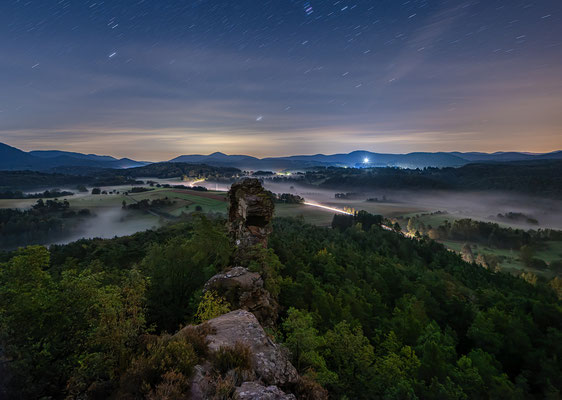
[278,160,562,198]
[1,215,561,399]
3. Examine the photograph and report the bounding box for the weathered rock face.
[204,266,278,327]
[205,266,263,294]
[204,310,298,387]
[182,179,307,399]
[235,381,297,400]
[228,178,274,252]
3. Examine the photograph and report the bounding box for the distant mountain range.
[1,142,561,172]
[169,149,562,170]
[0,143,147,171]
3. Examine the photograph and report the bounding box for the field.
[2,181,561,278]
[275,203,335,226]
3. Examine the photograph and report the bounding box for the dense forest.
[272,160,562,198]
[0,170,141,191]
[1,214,561,399]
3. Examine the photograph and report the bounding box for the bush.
[211,342,253,375]
[176,324,213,358]
[118,335,199,398]
[212,375,236,400]
[195,291,231,323]
[147,370,190,400]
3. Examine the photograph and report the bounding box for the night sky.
[1,0,561,160]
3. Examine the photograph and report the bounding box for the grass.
[275,203,335,226]
[536,241,562,264]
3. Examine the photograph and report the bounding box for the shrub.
[158,340,199,377]
[295,375,330,400]
[195,291,231,323]
[147,370,190,400]
[212,375,236,400]
[118,335,199,398]
[211,342,253,375]
[176,324,213,358]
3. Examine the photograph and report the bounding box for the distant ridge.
[1,141,561,171]
[0,142,147,171]
[168,149,562,170]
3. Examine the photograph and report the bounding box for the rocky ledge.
[204,266,278,327]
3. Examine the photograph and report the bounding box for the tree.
[520,245,535,266]
[282,308,336,385]
[141,216,231,331]
[372,331,420,398]
[322,321,375,398]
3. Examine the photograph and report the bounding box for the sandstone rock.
[205,266,263,294]
[205,267,278,326]
[188,363,211,400]
[202,310,298,387]
[235,381,296,400]
[228,178,274,251]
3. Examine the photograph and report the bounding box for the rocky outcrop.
[204,310,298,387]
[228,178,274,252]
[204,267,278,327]
[180,310,299,399]
[183,179,323,399]
[205,266,263,294]
[235,381,296,400]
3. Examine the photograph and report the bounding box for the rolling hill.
[0,143,147,171]
[2,141,561,171]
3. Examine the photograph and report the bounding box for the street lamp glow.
[363,157,370,163]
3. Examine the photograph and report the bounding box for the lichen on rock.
[235,381,297,399]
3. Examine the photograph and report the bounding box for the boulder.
[235,381,296,400]
[205,266,263,294]
[205,267,278,326]
[202,310,298,387]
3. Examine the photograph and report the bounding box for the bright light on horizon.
[364,157,369,163]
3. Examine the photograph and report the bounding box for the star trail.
[0,0,561,159]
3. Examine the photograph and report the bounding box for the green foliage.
[141,216,232,332]
[321,321,375,398]
[282,308,336,385]
[0,246,148,398]
[118,333,201,398]
[195,290,231,322]
[272,217,562,399]
[1,214,561,399]
[245,245,284,297]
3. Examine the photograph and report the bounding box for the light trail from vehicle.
[188,179,206,187]
[303,201,354,215]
